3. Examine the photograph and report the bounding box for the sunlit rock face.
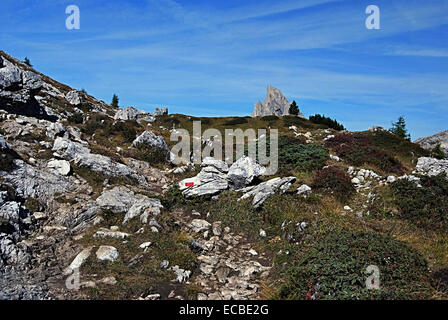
[251,85,305,118]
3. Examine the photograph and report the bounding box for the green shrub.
[160,185,186,210]
[276,136,328,172]
[23,57,32,67]
[207,191,261,237]
[67,112,84,124]
[430,144,446,160]
[0,149,20,172]
[261,115,279,122]
[160,116,180,128]
[390,174,448,230]
[278,229,432,300]
[294,144,329,172]
[309,114,345,130]
[111,121,137,143]
[432,268,448,294]
[225,118,249,125]
[82,114,110,135]
[132,144,169,165]
[24,197,44,212]
[312,166,354,202]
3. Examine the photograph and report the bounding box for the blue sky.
[1,0,448,139]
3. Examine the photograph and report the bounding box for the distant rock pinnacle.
[251,85,305,118]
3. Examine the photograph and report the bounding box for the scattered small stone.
[190,240,204,251]
[212,221,222,236]
[80,281,96,289]
[189,219,211,233]
[33,212,47,220]
[94,228,130,240]
[387,175,397,183]
[171,265,191,283]
[96,246,119,262]
[139,242,152,251]
[141,294,161,300]
[100,276,117,285]
[248,249,258,256]
[330,154,340,161]
[297,221,307,232]
[297,184,312,196]
[150,226,159,233]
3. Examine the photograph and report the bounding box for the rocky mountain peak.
[251,85,305,118]
[415,129,448,157]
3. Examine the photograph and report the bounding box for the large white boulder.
[239,176,296,208]
[227,156,266,190]
[132,130,169,151]
[0,63,21,89]
[52,137,139,179]
[22,71,43,90]
[114,106,146,121]
[96,186,163,224]
[65,90,82,105]
[179,157,229,198]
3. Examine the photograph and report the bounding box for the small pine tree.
[431,143,446,159]
[390,116,410,140]
[23,57,32,67]
[80,88,87,94]
[111,94,119,107]
[289,101,299,116]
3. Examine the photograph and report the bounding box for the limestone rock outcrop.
[239,176,296,208]
[95,186,163,224]
[251,85,305,118]
[52,137,143,180]
[415,130,448,158]
[227,156,266,190]
[114,106,147,121]
[414,157,448,176]
[131,130,169,152]
[179,157,229,198]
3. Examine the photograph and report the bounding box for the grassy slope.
[52,110,446,300]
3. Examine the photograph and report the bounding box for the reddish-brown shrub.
[312,166,355,202]
[324,133,404,174]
